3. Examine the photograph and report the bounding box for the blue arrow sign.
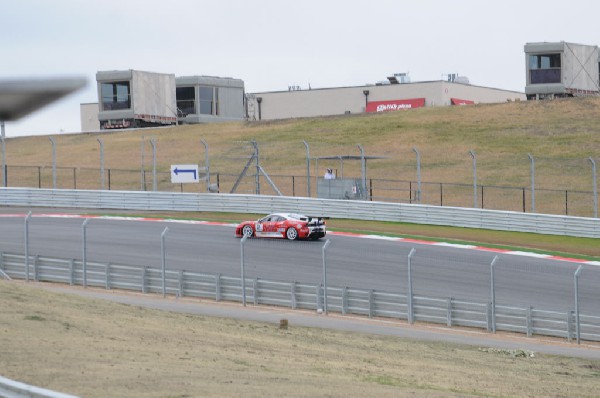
[171,164,200,183]
[174,167,197,180]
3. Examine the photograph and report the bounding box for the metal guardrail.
[2,252,599,342]
[0,375,80,398]
[0,188,599,238]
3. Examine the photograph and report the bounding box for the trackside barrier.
[0,375,80,398]
[1,251,599,343]
[0,188,599,238]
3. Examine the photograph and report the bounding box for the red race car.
[235,213,327,240]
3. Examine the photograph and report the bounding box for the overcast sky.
[2,0,599,137]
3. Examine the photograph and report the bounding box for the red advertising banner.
[366,98,425,113]
[450,98,475,105]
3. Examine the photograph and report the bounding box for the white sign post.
[171,164,199,183]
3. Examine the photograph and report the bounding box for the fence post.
[303,141,311,197]
[413,147,421,203]
[574,265,583,344]
[526,306,533,337]
[161,227,169,297]
[82,218,90,288]
[358,145,367,200]
[368,289,374,318]
[447,298,452,327]
[216,273,221,301]
[49,137,56,189]
[342,286,348,315]
[178,270,184,298]
[24,211,32,282]
[590,157,597,218]
[1,120,5,187]
[69,259,74,286]
[407,248,416,324]
[469,150,477,208]
[291,281,297,310]
[240,235,248,306]
[97,138,105,190]
[151,139,157,192]
[528,153,535,213]
[105,263,110,289]
[201,139,210,192]
[253,278,258,305]
[490,255,499,333]
[142,267,147,294]
[322,239,332,314]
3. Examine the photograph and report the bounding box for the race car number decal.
[256,223,263,232]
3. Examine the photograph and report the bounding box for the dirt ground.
[1,280,599,398]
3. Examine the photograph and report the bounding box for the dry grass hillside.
[3,97,600,215]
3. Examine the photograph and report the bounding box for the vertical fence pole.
[413,147,421,203]
[82,218,90,288]
[240,234,248,306]
[528,153,535,213]
[469,150,477,208]
[590,157,597,218]
[322,239,332,314]
[24,212,32,282]
[49,137,56,189]
[97,138,105,190]
[161,227,169,297]
[407,248,416,324]
[490,255,499,333]
[574,265,583,344]
[358,145,367,200]
[140,136,145,191]
[303,141,311,197]
[151,139,157,192]
[201,139,210,192]
[1,120,6,187]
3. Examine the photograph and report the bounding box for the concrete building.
[524,41,600,99]
[246,78,525,121]
[80,102,100,132]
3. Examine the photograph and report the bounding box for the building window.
[529,53,561,84]
[101,81,131,111]
[199,86,219,115]
[176,87,196,116]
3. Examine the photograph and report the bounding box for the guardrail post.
[407,248,416,324]
[322,239,332,314]
[316,285,322,311]
[447,298,453,327]
[574,265,583,344]
[368,289,374,318]
[82,218,90,288]
[142,267,147,294]
[253,278,258,305]
[291,281,297,310]
[161,227,169,297]
[490,255,499,333]
[106,263,110,289]
[216,273,221,301]
[178,270,184,298]
[34,255,39,281]
[68,259,74,285]
[526,306,533,337]
[486,303,492,332]
[342,286,348,315]
[567,311,573,342]
[24,211,32,282]
[240,235,248,306]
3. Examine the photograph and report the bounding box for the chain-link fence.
[1,138,597,217]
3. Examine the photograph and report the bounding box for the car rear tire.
[242,225,254,237]
[286,227,298,240]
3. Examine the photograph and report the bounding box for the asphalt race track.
[0,212,598,317]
